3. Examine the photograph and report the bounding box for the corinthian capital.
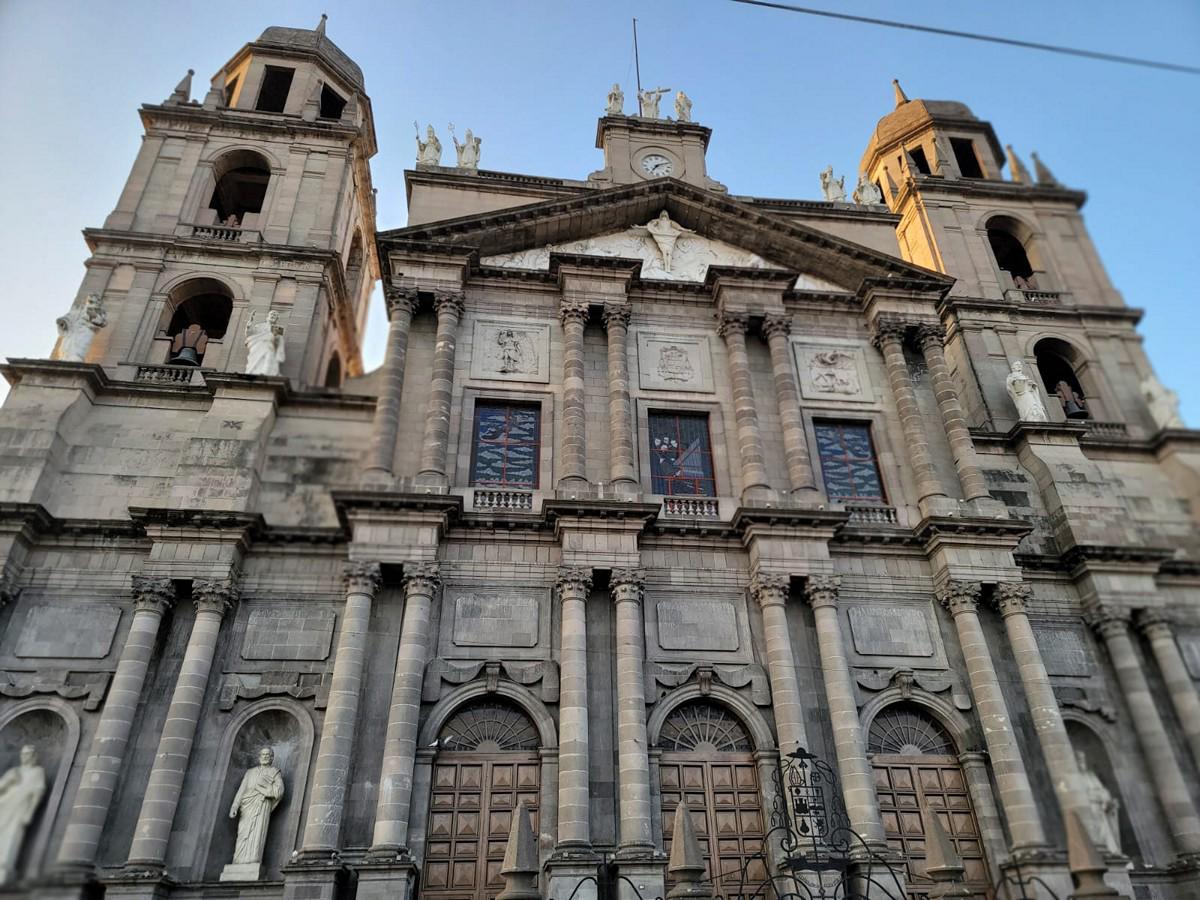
[610,567,645,604]
[750,573,790,608]
[132,574,175,614]
[913,322,946,350]
[343,560,382,596]
[556,566,592,602]
[869,316,911,351]
[761,315,792,341]
[936,580,981,616]
[803,575,841,609]
[559,299,589,327]
[383,286,420,319]
[993,582,1033,617]
[433,289,465,320]
[716,312,749,339]
[602,301,631,331]
[403,561,441,596]
[1134,608,1174,640]
[193,579,239,617]
[1085,604,1131,640]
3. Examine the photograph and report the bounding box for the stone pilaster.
[56,576,174,870]
[1089,606,1200,857]
[125,579,238,870]
[802,576,886,847]
[363,287,419,484]
[915,323,989,501]
[416,290,465,487]
[938,580,1046,853]
[558,300,590,490]
[762,315,818,497]
[297,561,380,855]
[1136,609,1200,774]
[554,567,593,851]
[750,573,809,757]
[603,302,637,492]
[370,562,441,856]
[611,568,655,854]
[718,313,771,503]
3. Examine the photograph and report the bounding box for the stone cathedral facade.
[1,18,1198,900]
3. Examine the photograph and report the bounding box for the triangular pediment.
[379,179,951,294]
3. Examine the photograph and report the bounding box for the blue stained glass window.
[814,422,885,502]
[649,412,716,496]
[470,402,540,489]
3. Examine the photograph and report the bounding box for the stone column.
[125,579,238,870]
[718,313,771,501]
[915,324,989,501]
[1089,607,1200,856]
[603,302,637,491]
[416,290,464,487]
[612,568,654,853]
[992,583,1088,825]
[802,576,885,847]
[938,581,1046,852]
[1137,610,1200,772]
[298,561,380,855]
[363,287,419,483]
[762,315,818,496]
[56,576,174,869]
[370,563,441,855]
[554,567,593,851]
[750,574,809,758]
[871,320,946,503]
[558,300,590,490]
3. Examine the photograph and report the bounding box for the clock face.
[640,154,674,177]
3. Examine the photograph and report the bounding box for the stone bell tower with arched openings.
[60,14,377,388]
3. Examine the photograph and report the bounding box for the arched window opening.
[319,84,347,120]
[208,151,271,226]
[987,221,1037,288]
[165,279,233,366]
[1034,338,1089,419]
[323,353,342,388]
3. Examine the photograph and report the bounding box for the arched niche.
[200,701,314,882]
[0,699,79,883]
[1063,716,1142,862]
[981,212,1050,291]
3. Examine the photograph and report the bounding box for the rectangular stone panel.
[453,592,539,648]
[242,606,336,661]
[469,319,551,384]
[656,599,739,652]
[16,603,122,659]
[848,605,933,658]
[1034,626,1094,677]
[1178,631,1200,680]
[792,341,875,403]
[637,333,714,393]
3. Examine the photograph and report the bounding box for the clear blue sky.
[1,1,1196,422]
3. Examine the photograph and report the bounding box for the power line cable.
[730,0,1200,76]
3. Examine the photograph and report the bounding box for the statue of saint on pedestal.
[221,747,284,882]
[852,174,883,206]
[54,293,108,362]
[1141,374,1183,429]
[0,745,46,885]
[244,310,286,376]
[452,127,482,170]
[638,86,669,119]
[1076,751,1121,854]
[1005,360,1049,422]
[415,122,442,166]
[674,90,692,123]
[606,83,624,115]
[632,210,694,273]
[819,166,846,203]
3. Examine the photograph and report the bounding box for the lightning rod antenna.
[633,18,643,95]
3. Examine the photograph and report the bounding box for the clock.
[640,154,674,177]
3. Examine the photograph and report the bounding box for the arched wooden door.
[658,700,768,899]
[868,705,991,899]
[422,700,541,900]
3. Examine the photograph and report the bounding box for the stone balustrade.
[661,496,720,518]
[472,487,534,512]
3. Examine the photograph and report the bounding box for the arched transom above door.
[657,699,753,752]
[438,700,540,752]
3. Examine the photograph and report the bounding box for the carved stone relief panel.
[636,332,714,393]
[439,586,549,660]
[844,602,946,669]
[469,319,551,384]
[16,604,121,659]
[1034,625,1095,677]
[645,594,753,664]
[242,606,336,662]
[791,340,875,403]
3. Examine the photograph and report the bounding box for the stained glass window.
[814,421,885,502]
[649,412,716,496]
[469,402,540,489]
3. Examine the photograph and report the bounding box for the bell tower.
[60,15,378,387]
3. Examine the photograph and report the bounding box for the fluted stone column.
[603,302,636,490]
[751,574,809,757]
[915,324,989,501]
[363,287,419,483]
[872,320,945,503]
[558,300,590,490]
[57,576,174,869]
[417,290,464,487]
[554,567,593,851]
[1136,610,1200,773]
[612,568,654,853]
[803,576,885,846]
[370,562,441,855]
[762,315,818,496]
[938,581,1046,852]
[126,579,238,869]
[1089,606,1200,856]
[718,313,771,501]
[299,561,380,854]
[992,583,1088,826]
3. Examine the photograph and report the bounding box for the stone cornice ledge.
[915,514,1033,546]
[731,505,849,533]
[543,498,659,526]
[330,490,463,530]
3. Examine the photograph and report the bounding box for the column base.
[847,845,908,900]
[917,495,960,518]
[281,857,356,900]
[26,868,104,900]
[607,478,641,499]
[359,467,395,489]
[545,851,600,900]
[740,485,779,506]
[612,852,666,900]
[965,496,1007,517]
[354,860,418,900]
[94,871,174,900]
[413,471,450,491]
[1000,851,1073,900]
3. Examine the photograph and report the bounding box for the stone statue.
[452,127,482,170]
[244,309,286,376]
[638,86,669,119]
[1005,360,1049,422]
[54,293,108,362]
[414,122,442,166]
[674,90,692,123]
[606,83,624,115]
[221,747,284,881]
[1141,373,1184,429]
[0,745,46,885]
[632,210,694,272]
[819,166,846,202]
[1076,751,1121,854]
[852,174,883,206]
